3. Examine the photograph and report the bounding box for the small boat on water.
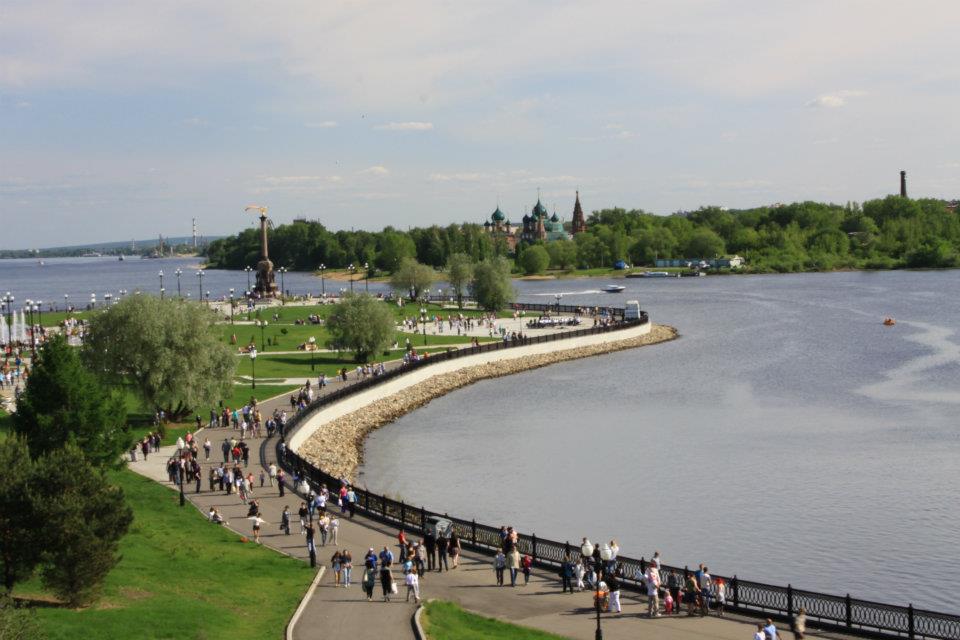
[883,317,896,326]
[602,284,626,293]
[118,253,125,261]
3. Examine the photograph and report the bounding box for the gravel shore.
[299,323,678,481]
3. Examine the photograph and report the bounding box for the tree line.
[205,196,960,274]
[1,296,236,615]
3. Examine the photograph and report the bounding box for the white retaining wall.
[289,321,652,452]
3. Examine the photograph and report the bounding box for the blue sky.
[1,0,958,248]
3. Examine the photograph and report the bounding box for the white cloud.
[305,120,338,128]
[374,121,433,131]
[360,165,389,176]
[428,172,489,182]
[806,90,865,109]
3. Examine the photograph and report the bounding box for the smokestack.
[900,170,907,198]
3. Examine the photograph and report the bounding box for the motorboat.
[641,271,672,278]
[883,317,896,326]
[602,284,626,293]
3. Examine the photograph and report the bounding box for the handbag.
[390,581,398,594]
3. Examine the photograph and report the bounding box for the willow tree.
[83,295,235,420]
[390,257,435,300]
[471,257,515,311]
[326,293,396,362]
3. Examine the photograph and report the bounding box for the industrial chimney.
[900,170,907,198]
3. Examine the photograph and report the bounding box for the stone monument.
[245,206,278,298]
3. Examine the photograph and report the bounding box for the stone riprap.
[299,323,677,480]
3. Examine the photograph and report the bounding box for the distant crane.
[244,205,268,217]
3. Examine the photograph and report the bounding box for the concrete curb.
[286,566,326,640]
[412,598,432,640]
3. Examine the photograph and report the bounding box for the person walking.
[792,607,807,639]
[645,564,661,617]
[342,549,353,587]
[684,572,699,616]
[268,462,277,486]
[506,547,521,587]
[667,571,682,615]
[281,505,291,535]
[298,502,308,534]
[560,552,575,593]
[362,565,376,602]
[764,618,783,639]
[277,468,285,497]
[203,437,211,460]
[608,570,622,614]
[379,564,394,602]
[699,565,713,615]
[521,554,532,586]
[494,549,506,586]
[404,569,420,603]
[436,533,448,572]
[251,515,266,544]
[331,550,343,587]
[449,531,461,569]
[330,515,339,545]
[424,530,437,571]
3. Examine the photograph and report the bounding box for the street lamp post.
[245,266,252,291]
[35,300,42,334]
[229,289,235,324]
[175,268,182,299]
[348,264,356,293]
[278,267,287,304]
[90,293,96,309]
[318,264,326,297]
[118,289,126,301]
[420,306,428,346]
[196,270,204,301]
[63,294,68,312]
[158,270,164,299]
[364,262,369,292]
[104,293,113,306]
[249,348,257,389]
[205,290,210,306]
[24,300,35,357]
[580,539,613,640]
[256,319,268,351]
[555,293,563,312]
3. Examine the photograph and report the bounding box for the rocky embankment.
[299,323,678,481]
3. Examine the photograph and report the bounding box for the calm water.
[361,271,960,612]
[0,256,390,308]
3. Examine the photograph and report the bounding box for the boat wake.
[529,289,602,296]
[856,321,960,404]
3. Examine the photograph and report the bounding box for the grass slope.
[19,470,311,640]
[422,601,571,640]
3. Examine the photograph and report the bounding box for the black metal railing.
[276,303,958,640]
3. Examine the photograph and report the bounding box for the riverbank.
[298,323,677,481]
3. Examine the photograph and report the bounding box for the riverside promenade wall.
[291,321,674,480]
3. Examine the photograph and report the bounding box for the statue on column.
[244,205,278,298]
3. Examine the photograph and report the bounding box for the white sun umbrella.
[0,315,7,344]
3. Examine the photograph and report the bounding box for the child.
[494,550,506,586]
[664,590,675,614]
[715,578,726,616]
[405,569,420,602]
[521,554,533,586]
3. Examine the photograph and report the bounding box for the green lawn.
[241,348,450,380]
[16,469,312,640]
[422,601,571,640]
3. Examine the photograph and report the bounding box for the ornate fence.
[275,302,959,640]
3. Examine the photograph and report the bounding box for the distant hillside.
[0,236,223,259]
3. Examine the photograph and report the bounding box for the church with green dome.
[483,192,587,253]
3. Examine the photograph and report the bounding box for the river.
[3,258,957,611]
[360,270,960,612]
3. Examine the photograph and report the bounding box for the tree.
[471,257,515,311]
[376,231,417,272]
[0,594,45,640]
[546,239,577,270]
[14,335,129,468]
[520,245,550,275]
[33,445,132,607]
[445,253,474,309]
[0,438,41,593]
[82,296,235,421]
[682,228,726,258]
[326,293,396,362]
[389,258,435,300]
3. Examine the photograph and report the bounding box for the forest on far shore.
[204,195,960,274]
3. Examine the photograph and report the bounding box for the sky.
[1,0,959,249]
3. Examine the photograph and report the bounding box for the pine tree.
[0,438,42,593]
[13,335,130,468]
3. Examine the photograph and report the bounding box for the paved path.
[129,395,860,640]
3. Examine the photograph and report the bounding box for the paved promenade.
[129,388,858,640]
